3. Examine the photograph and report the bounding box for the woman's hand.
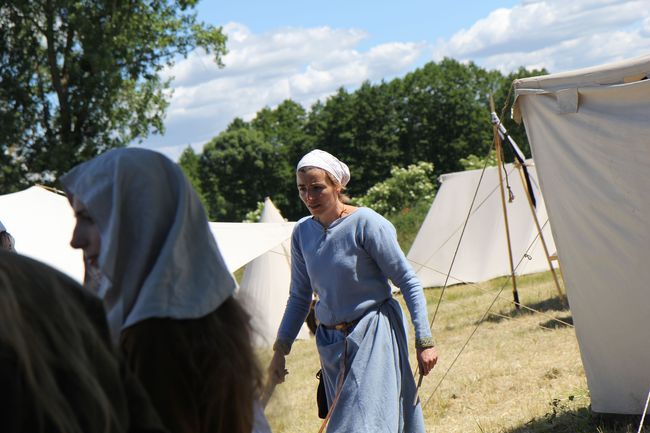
[417,347,438,376]
[268,350,288,384]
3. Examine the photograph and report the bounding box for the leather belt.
[322,320,358,332]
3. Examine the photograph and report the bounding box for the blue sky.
[138,0,650,160]
[196,0,521,50]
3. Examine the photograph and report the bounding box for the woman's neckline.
[312,205,360,229]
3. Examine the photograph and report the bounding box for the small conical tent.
[407,162,556,288]
[237,198,310,347]
[513,54,650,415]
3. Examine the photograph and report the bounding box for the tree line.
[180,59,546,221]
[0,0,226,192]
[0,1,546,222]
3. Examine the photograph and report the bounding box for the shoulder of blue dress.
[296,215,313,225]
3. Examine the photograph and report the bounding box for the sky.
[137,0,650,160]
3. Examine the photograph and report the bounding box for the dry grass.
[259,271,645,433]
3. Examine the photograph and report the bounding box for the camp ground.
[1,54,649,429]
[513,54,650,416]
[407,161,557,291]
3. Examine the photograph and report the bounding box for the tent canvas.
[1,186,297,282]
[237,197,310,347]
[407,162,556,289]
[0,186,85,281]
[513,54,650,414]
[209,221,295,273]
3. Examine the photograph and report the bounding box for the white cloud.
[144,23,425,159]
[433,0,650,73]
[141,1,650,160]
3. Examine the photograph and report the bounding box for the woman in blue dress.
[268,149,438,432]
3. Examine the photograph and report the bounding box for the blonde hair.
[0,253,122,433]
[297,166,351,204]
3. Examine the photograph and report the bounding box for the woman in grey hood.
[62,147,269,433]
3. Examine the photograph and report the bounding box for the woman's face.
[70,196,101,268]
[297,168,341,217]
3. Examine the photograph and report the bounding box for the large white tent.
[237,197,310,347]
[407,162,556,289]
[1,186,296,283]
[513,54,650,414]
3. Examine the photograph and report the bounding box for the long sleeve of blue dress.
[276,208,432,350]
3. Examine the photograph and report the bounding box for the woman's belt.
[321,319,359,332]
[319,298,392,332]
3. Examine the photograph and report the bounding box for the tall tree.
[177,145,209,209]
[0,0,226,192]
[199,127,291,221]
[250,99,311,219]
[397,58,494,174]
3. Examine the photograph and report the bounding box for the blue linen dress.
[276,207,432,433]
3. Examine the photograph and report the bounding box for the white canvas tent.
[513,54,650,415]
[407,162,556,288]
[0,186,85,281]
[237,197,310,347]
[1,186,296,282]
[407,162,556,289]
[209,221,295,273]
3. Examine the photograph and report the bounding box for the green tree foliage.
[490,66,548,159]
[388,199,433,253]
[243,200,265,223]
[178,145,209,209]
[459,150,498,171]
[193,59,545,221]
[397,59,497,172]
[199,127,292,221]
[250,100,311,219]
[353,162,436,216]
[0,0,226,192]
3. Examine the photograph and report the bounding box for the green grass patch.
[260,270,643,432]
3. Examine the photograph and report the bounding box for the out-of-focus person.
[0,250,166,433]
[62,148,269,433]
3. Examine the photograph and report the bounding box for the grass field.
[260,270,645,433]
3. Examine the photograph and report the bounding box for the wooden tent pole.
[514,162,566,303]
[490,97,520,308]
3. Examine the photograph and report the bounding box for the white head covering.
[296,149,350,187]
[61,148,236,341]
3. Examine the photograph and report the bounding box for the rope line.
[413,219,571,328]
[429,152,493,328]
[422,219,569,409]
[637,387,650,433]
[412,164,519,276]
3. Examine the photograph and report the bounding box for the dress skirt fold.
[316,298,426,433]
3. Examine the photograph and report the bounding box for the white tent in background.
[1,186,297,284]
[237,198,310,347]
[0,186,84,281]
[513,54,650,415]
[209,220,295,273]
[407,162,556,289]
